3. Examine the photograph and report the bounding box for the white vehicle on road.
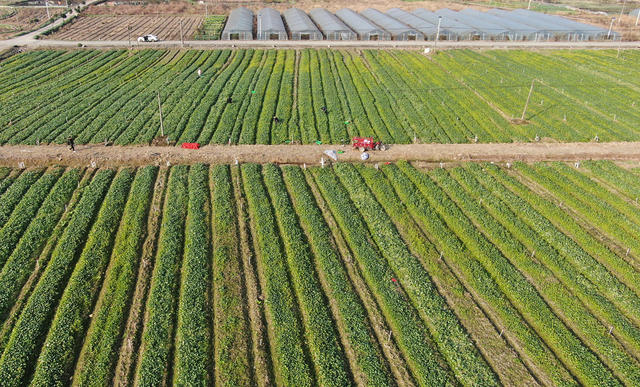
[137,34,159,43]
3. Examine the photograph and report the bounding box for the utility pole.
[434,16,442,49]
[205,2,208,17]
[521,79,536,120]
[158,91,164,137]
[617,34,624,58]
[618,0,626,24]
[180,19,184,47]
[527,0,532,10]
[45,0,50,19]
[607,17,615,39]
[636,10,640,26]
[128,25,132,47]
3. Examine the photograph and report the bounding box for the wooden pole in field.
[180,20,184,47]
[521,79,536,120]
[617,36,623,58]
[434,16,442,49]
[158,92,164,137]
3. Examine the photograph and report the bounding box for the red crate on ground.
[181,142,200,149]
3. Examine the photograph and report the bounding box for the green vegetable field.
[0,160,638,385]
[1,48,640,145]
[194,15,227,40]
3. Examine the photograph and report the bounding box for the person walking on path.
[67,136,75,152]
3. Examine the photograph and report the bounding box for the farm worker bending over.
[197,68,202,77]
[321,106,327,113]
[273,116,280,124]
[67,136,75,152]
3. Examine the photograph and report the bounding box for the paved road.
[4,37,640,50]
[2,142,640,168]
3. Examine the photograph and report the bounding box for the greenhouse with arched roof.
[257,8,288,40]
[309,8,356,40]
[335,8,391,40]
[221,7,254,40]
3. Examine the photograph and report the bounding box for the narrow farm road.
[3,38,639,50]
[2,141,640,168]
[1,0,101,47]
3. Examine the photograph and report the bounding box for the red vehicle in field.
[352,136,386,151]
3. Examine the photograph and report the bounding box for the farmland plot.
[194,15,226,40]
[2,48,640,145]
[49,15,203,41]
[0,7,52,40]
[0,160,638,385]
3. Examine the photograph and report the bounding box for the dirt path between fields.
[2,142,640,168]
[5,39,639,50]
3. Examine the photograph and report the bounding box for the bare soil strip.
[3,142,640,168]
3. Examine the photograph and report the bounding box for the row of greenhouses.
[221,7,619,41]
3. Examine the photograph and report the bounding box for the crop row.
[29,168,135,386]
[174,164,213,385]
[431,166,639,385]
[210,165,251,386]
[0,168,82,322]
[3,49,640,144]
[312,165,454,385]
[240,164,314,385]
[434,49,640,142]
[343,163,499,386]
[0,161,637,386]
[72,167,156,386]
[262,164,350,386]
[135,166,189,386]
[379,163,577,386]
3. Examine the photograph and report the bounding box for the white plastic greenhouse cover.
[512,9,615,39]
[386,8,438,38]
[335,8,391,40]
[486,9,566,39]
[221,7,254,40]
[436,8,511,39]
[459,8,540,40]
[309,8,357,40]
[412,8,480,40]
[360,8,424,40]
[257,8,288,40]
[283,8,323,40]
[631,9,640,17]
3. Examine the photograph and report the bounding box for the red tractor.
[352,136,386,151]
